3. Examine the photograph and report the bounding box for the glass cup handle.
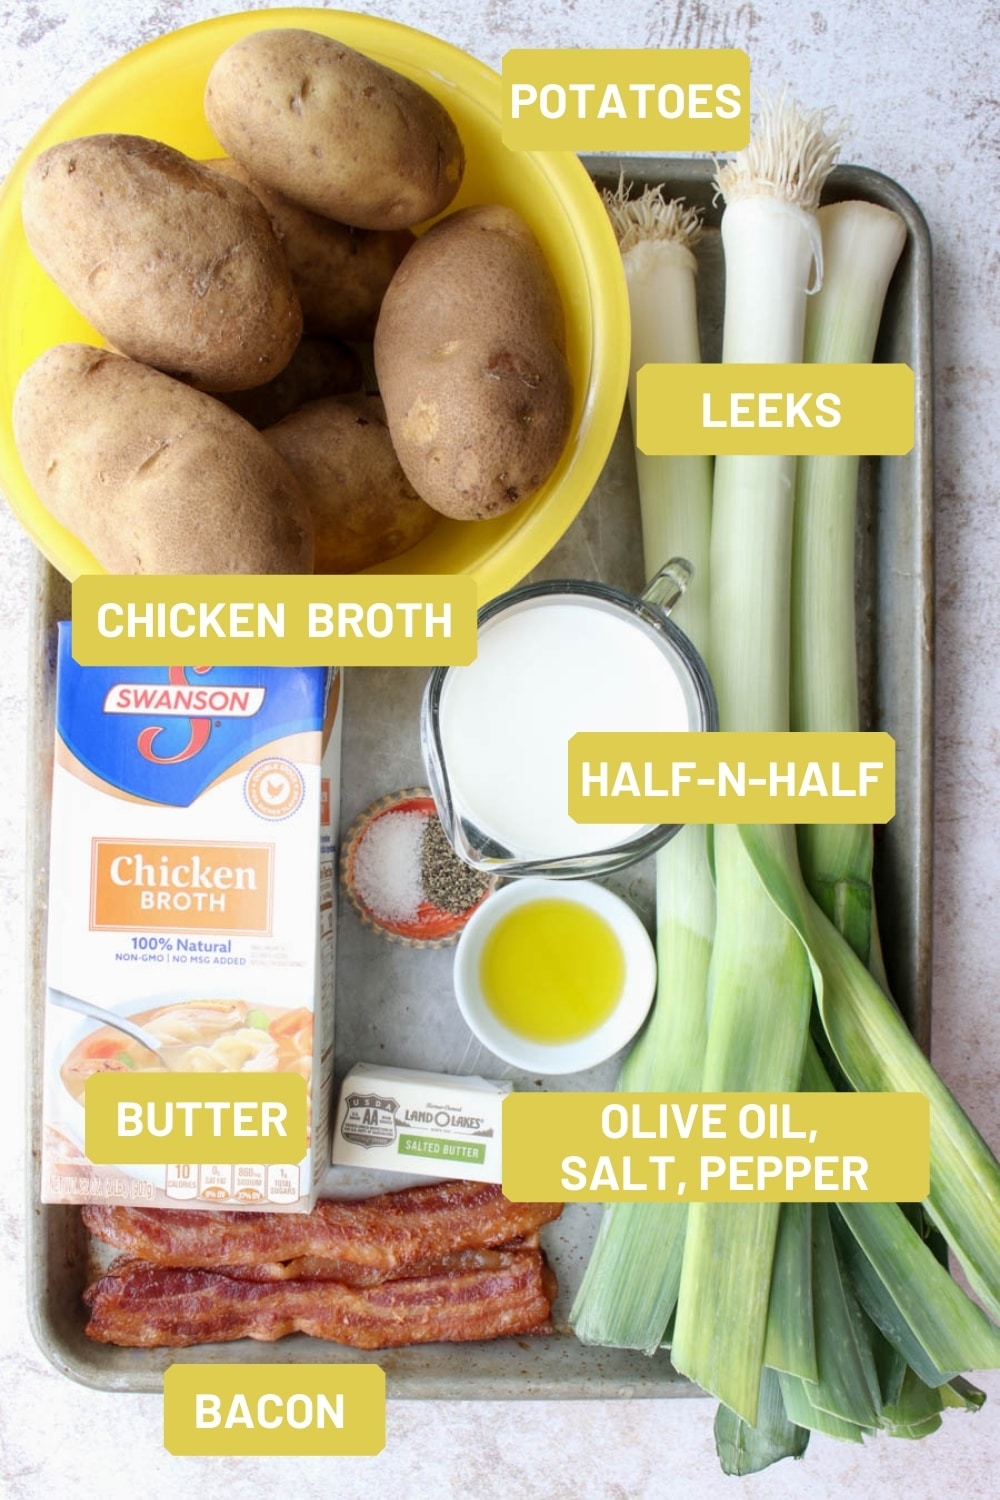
[642,557,693,616]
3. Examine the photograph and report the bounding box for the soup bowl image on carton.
[41,625,342,1212]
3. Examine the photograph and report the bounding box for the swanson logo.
[102,667,266,765]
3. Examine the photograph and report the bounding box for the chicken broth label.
[42,623,342,1211]
[90,839,274,934]
[71,574,478,667]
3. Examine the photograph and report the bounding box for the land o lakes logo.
[339,1093,494,1149]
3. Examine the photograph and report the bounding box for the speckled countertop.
[2,1,999,1495]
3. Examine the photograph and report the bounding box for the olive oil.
[479,898,625,1044]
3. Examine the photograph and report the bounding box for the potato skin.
[264,394,437,573]
[220,337,363,428]
[206,158,413,339]
[204,30,464,231]
[373,205,573,520]
[13,345,314,574]
[21,135,302,393]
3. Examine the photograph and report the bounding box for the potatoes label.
[502,48,750,150]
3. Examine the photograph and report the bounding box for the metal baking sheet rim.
[23,158,934,1397]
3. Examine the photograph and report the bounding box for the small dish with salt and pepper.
[340,788,497,947]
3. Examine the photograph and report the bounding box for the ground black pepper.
[421,815,491,914]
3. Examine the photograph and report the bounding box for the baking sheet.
[24,159,933,1396]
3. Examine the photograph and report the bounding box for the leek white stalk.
[571,185,714,1351]
[671,97,840,1425]
[792,200,907,965]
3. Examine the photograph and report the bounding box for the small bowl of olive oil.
[452,878,656,1074]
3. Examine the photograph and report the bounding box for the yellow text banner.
[164,1364,385,1456]
[502,48,750,151]
[637,363,914,455]
[568,731,895,824]
[503,1093,929,1203]
[85,1072,308,1165]
[71,575,478,667]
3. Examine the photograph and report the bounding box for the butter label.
[502,48,750,151]
[637,363,915,455]
[85,1073,308,1165]
[333,1065,510,1183]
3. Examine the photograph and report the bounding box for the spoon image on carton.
[49,988,169,1065]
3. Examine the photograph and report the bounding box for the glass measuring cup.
[420,559,718,878]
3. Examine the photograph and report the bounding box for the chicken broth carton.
[42,624,341,1212]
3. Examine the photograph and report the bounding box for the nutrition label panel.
[164,1163,300,1205]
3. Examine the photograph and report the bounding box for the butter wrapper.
[333,1064,510,1183]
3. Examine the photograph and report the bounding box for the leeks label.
[637,363,914,455]
[502,1093,929,1203]
[501,49,750,150]
[164,1365,385,1456]
[85,1072,308,1164]
[71,575,478,667]
[568,731,895,824]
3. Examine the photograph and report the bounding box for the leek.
[740,820,1000,1322]
[571,185,713,1351]
[715,1367,808,1475]
[671,96,839,1425]
[792,200,907,966]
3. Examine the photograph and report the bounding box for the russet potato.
[204,30,464,231]
[264,394,437,572]
[22,135,302,392]
[13,345,314,574]
[219,337,363,429]
[373,205,573,520]
[205,158,413,340]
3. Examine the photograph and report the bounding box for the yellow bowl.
[0,9,628,601]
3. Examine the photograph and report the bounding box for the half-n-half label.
[86,1073,308,1165]
[502,1093,929,1203]
[502,48,750,150]
[71,575,477,668]
[90,838,274,933]
[568,732,895,824]
[637,363,914,455]
[164,1365,385,1456]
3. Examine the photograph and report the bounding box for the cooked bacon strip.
[84,1251,553,1349]
[106,1233,541,1286]
[83,1181,561,1282]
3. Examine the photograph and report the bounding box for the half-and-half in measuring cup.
[421,559,717,878]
